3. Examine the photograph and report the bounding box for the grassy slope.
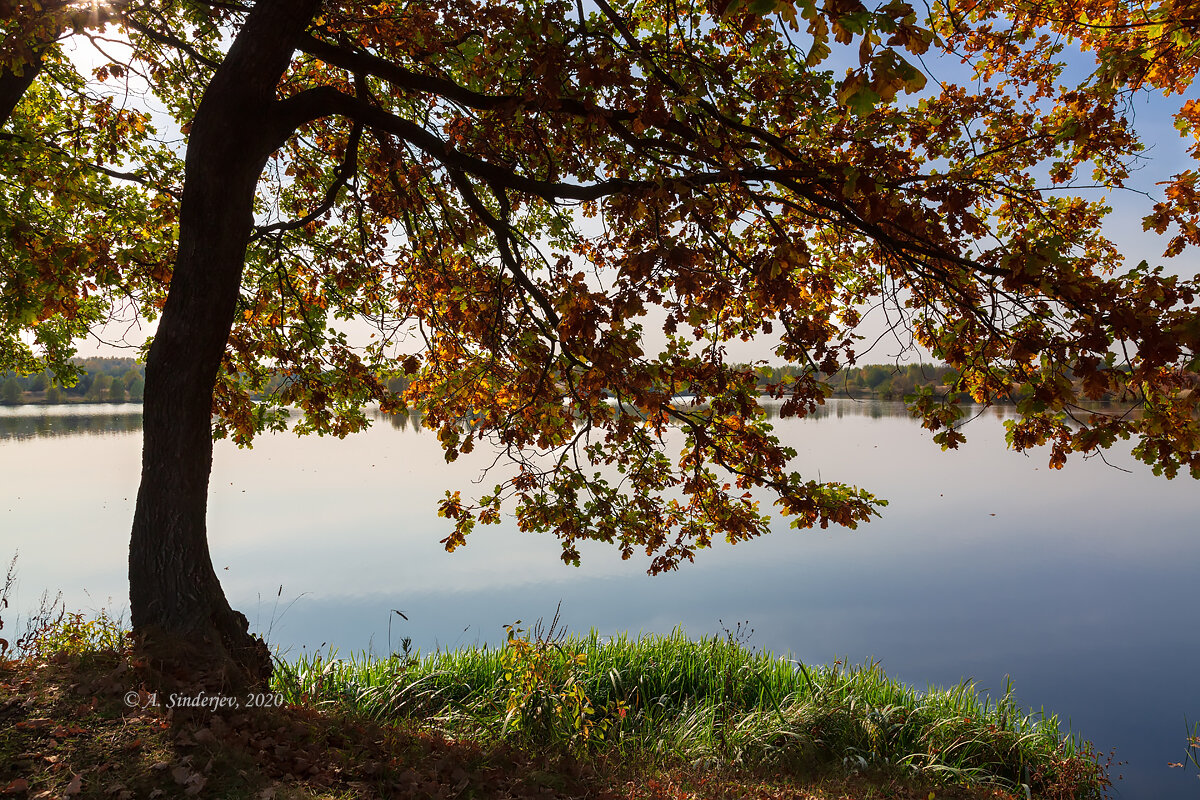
[0,602,1109,800]
[0,649,1029,800]
[271,628,1109,799]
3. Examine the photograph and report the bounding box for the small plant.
[0,553,128,661]
[1191,721,1200,773]
[26,606,128,658]
[1177,717,1200,778]
[13,590,128,660]
[499,608,625,750]
[0,551,15,657]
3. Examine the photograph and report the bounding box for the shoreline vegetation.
[0,597,1111,799]
[2,357,1142,408]
[273,627,1110,797]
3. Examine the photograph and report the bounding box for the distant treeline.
[1,358,145,405]
[0,357,412,407]
[3,359,948,407]
[0,358,1132,408]
[758,363,961,401]
[759,362,1149,403]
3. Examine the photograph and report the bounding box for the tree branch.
[254,121,362,237]
[120,14,222,70]
[296,33,637,123]
[269,85,1014,296]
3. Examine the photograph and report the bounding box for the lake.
[1,399,1197,798]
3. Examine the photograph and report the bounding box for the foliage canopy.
[2,0,1199,583]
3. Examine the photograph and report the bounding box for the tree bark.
[129,0,321,689]
[0,56,43,130]
[0,19,58,132]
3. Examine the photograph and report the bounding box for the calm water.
[1,400,1197,798]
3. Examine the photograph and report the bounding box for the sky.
[57,6,1198,367]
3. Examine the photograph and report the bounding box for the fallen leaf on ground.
[1,778,30,795]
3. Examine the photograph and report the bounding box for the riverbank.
[272,626,1109,799]
[0,612,1110,799]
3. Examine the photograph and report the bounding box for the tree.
[123,368,145,401]
[85,372,111,402]
[2,0,1199,685]
[1,374,21,404]
[861,365,890,391]
[1,2,175,384]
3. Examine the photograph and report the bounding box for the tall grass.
[273,626,1109,798]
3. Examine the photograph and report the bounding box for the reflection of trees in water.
[0,412,143,441]
[368,401,913,431]
[761,399,906,421]
[765,398,1137,424]
[373,408,423,432]
[4,408,426,441]
[1,401,1136,443]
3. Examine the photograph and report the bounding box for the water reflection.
[0,406,143,440]
[385,409,424,431]
[785,398,901,420]
[1,399,1196,798]
[0,398,1129,437]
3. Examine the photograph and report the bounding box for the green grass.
[272,626,1109,798]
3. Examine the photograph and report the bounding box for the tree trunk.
[0,55,44,130]
[129,0,320,690]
